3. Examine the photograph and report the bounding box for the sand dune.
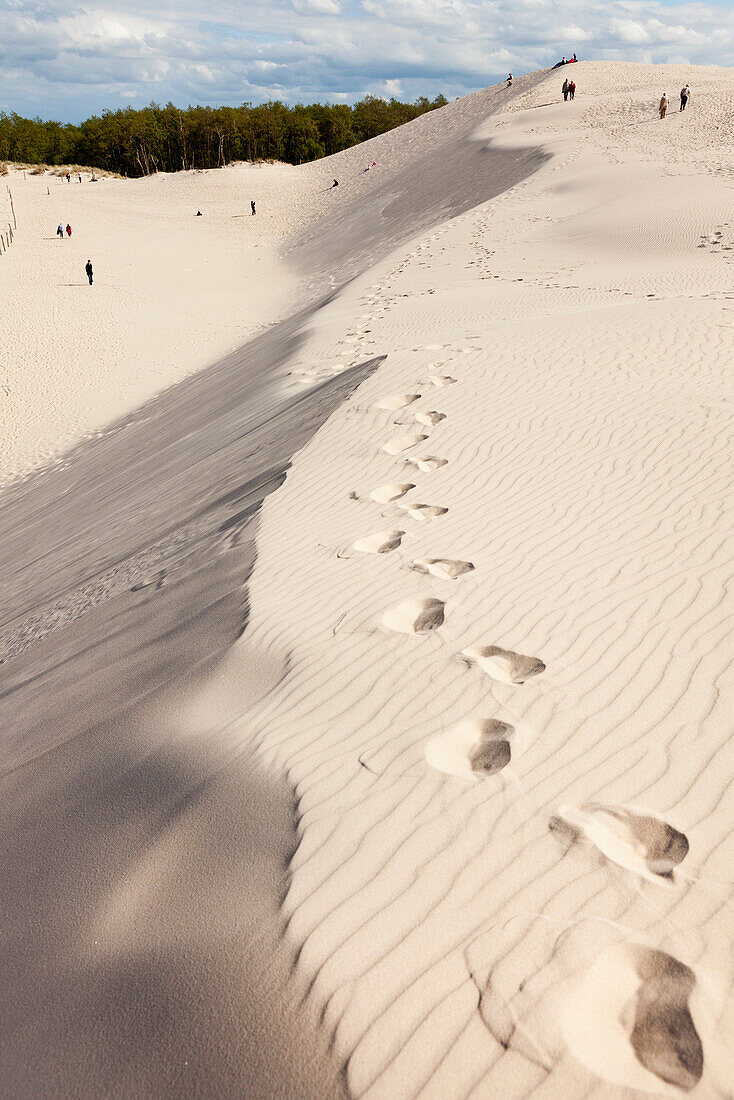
[3,59,734,1098]
[224,62,734,1097]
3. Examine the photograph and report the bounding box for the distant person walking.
[569,80,576,100]
[66,172,70,183]
[57,224,64,239]
[507,73,513,87]
[659,93,668,119]
[680,84,690,111]
[78,173,82,183]
[85,260,93,285]
[562,78,569,101]
[251,199,256,215]
[66,223,72,237]
[332,179,339,188]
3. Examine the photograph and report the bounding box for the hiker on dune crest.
[659,94,668,119]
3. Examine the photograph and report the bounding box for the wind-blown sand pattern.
[228,62,734,1097]
[3,60,734,1097]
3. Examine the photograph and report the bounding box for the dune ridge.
[223,62,734,1097]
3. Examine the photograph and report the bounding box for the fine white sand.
[219,62,734,1096]
[0,162,306,482]
[5,59,734,1097]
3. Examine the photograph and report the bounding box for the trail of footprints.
[333,342,703,1086]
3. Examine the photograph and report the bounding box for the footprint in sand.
[628,946,704,1090]
[425,718,514,781]
[551,803,689,885]
[413,410,446,427]
[382,434,428,455]
[410,558,474,579]
[405,455,448,472]
[351,529,405,555]
[563,943,703,1092]
[398,502,448,523]
[367,483,415,503]
[374,393,420,411]
[382,597,445,635]
[427,374,456,387]
[461,644,545,684]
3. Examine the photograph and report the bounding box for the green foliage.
[0,94,447,177]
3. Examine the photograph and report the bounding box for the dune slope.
[228,61,734,1098]
[0,73,551,1097]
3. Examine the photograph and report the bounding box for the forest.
[0,95,448,177]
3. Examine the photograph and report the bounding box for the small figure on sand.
[332,179,339,188]
[78,173,82,183]
[85,260,93,285]
[66,223,72,237]
[507,73,513,87]
[66,172,70,183]
[196,210,202,216]
[251,200,256,215]
[680,84,691,111]
[659,93,668,119]
[562,78,569,101]
[57,224,64,239]
[568,80,576,100]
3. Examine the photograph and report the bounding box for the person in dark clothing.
[562,78,569,101]
[332,179,339,187]
[57,224,64,239]
[66,223,72,237]
[85,260,93,285]
[569,80,576,100]
[251,200,256,215]
[680,84,690,111]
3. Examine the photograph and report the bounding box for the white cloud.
[1,0,734,120]
[374,77,404,96]
[293,0,341,12]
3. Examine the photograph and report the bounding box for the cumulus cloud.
[1,0,733,120]
[292,0,341,12]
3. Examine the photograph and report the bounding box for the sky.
[2,0,734,122]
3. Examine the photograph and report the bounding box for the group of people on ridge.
[659,84,691,118]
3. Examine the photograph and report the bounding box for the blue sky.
[2,0,733,121]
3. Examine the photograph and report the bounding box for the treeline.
[0,95,448,177]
